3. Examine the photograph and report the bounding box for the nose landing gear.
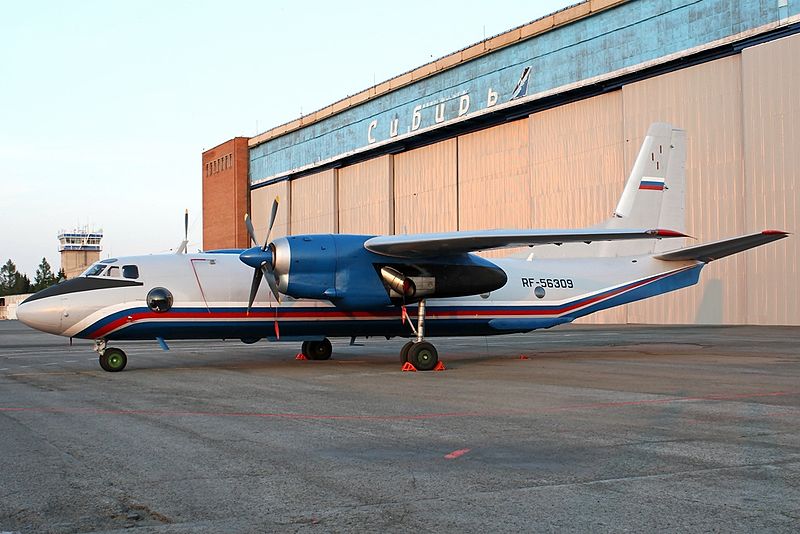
[94,339,128,372]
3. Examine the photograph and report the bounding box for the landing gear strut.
[400,299,439,371]
[302,338,332,360]
[94,339,128,372]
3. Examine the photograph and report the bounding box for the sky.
[1,0,574,278]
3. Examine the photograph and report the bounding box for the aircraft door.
[190,258,230,310]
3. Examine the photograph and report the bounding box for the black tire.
[399,341,414,363]
[408,342,438,371]
[306,338,332,360]
[301,341,310,356]
[99,348,127,372]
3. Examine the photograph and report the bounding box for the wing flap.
[654,231,789,262]
[364,229,685,258]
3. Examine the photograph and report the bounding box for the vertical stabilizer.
[601,123,686,255]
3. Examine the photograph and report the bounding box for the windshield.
[82,264,106,277]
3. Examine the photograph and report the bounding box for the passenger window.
[122,265,139,279]
[105,266,120,277]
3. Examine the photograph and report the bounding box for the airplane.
[16,123,788,372]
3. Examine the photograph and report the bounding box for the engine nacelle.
[272,235,337,299]
[269,234,508,310]
[272,234,395,308]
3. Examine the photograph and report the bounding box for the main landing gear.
[301,338,332,360]
[400,299,439,371]
[94,339,128,372]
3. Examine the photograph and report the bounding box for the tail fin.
[601,123,686,255]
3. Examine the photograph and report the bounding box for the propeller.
[240,197,282,313]
[175,209,189,254]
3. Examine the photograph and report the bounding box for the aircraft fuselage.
[17,250,702,342]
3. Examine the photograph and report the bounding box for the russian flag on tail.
[639,177,665,190]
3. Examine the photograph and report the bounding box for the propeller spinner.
[241,197,282,312]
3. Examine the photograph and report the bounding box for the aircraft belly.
[102,316,499,341]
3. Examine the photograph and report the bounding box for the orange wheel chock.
[518,354,530,360]
[401,362,417,372]
[295,353,308,360]
[433,361,446,371]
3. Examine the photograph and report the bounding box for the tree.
[0,260,18,296]
[56,268,67,283]
[33,257,57,292]
[14,274,32,294]
[0,260,33,296]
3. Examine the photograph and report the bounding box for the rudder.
[601,123,686,255]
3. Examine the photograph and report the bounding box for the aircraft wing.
[654,230,789,262]
[364,228,686,258]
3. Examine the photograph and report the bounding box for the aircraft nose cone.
[16,297,64,335]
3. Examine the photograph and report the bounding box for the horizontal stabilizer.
[654,231,789,262]
[365,229,686,258]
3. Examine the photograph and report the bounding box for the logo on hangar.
[367,66,532,145]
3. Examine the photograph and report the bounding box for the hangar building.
[202,0,799,326]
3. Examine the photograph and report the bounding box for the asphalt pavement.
[0,320,798,533]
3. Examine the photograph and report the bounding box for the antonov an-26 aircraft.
[17,124,788,372]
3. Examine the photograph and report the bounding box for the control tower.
[58,227,103,279]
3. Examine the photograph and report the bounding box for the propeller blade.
[243,197,283,312]
[261,264,281,303]
[244,214,259,248]
[264,197,280,249]
[175,209,190,254]
[246,265,263,314]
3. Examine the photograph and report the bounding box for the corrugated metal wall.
[249,34,798,325]
[251,181,290,241]
[290,169,337,234]
[458,120,531,232]
[337,155,394,235]
[741,35,800,325]
[394,140,457,234]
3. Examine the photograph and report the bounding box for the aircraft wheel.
[305,338,332,360]
[399,341,414,363]
[99,348,127,372]
[408,342,438,371]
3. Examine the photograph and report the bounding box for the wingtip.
[762,229,790,236]
[651,229,691,238]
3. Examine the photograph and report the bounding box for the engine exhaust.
[380,266,416,297]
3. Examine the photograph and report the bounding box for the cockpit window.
[83,264,106,277]
[105,266,120,277]
[122,265,139,279]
